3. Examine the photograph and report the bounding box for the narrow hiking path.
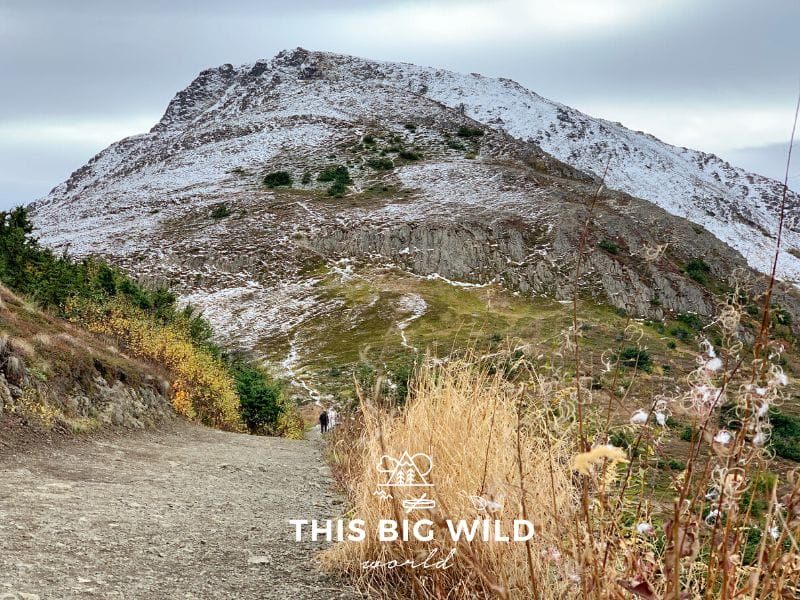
[0,422,359,599]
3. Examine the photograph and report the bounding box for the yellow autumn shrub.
[275,399,306,440]
[68,298,242,431]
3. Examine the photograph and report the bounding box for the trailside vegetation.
[0,206,301,436]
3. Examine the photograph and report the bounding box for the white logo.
[378,451,433,487]
[374,451,436,512]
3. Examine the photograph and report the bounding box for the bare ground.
[0,422,359,599]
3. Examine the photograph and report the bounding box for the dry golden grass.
[323,336,800,599]
[322,356,580,598]
[8,336,34,358]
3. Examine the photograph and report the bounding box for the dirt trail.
[0,422,359,599]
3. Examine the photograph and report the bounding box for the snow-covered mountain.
[34,48,799,283]
[306,49,798,283]
[29,48,800,363]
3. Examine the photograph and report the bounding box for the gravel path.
[0,422,359,599]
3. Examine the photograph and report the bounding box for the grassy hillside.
[261,262,799,407]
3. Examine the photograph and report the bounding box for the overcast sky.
[1,0,798,210]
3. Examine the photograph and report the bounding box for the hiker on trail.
[328,407,337,429]
[319,409,329,434]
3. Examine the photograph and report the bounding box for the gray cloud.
[724,141,799,186]
[1,0,798,209]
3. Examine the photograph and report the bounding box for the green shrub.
[618,346,652,371]
[677,312,704,331]
[680,426,695,442]
[609,429,642,458]
[684,258,711,285]
[318,165,352,184]
[769,409,800,461]
[609,429,634,449]
[771,306,793,327]
[318,165,351,196]
[738,474,772,519]
[231,359,283,434]
[210,204,232,219]
[398,150,421,161]
[667,458,686,471]
[669,326,692,341]
[667,340,677,349]
[301,171,311,184]
[598,239,619,254]
[741,527,762,565]
[356,362,376,391]
[362,135,376,145]
[446,138,465,151]
[263,171,293,188]
[367,157,394,171]
[389,355,417,406]
[404,123,417,132]
[457,125,484,138]
[327,180,348,197]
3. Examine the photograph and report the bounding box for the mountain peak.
[37,50,800,285]
[29,51,800,356]
[273,46,313,67]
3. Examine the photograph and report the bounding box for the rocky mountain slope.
[28,48,800,396]
[33,48,800,282]
[382,58,800,283]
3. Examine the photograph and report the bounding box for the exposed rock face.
[27,48,800,354]
[310,188,738,319]
[0,374,11,415]
[0,324,173,431]
[59,377,173,429]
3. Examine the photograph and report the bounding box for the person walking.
[319,409,329,434]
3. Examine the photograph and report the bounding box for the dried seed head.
[630,409,649,425]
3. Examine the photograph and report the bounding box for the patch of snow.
[330,258,355,279]
[424,273,491,288]
[396,293,428,351]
